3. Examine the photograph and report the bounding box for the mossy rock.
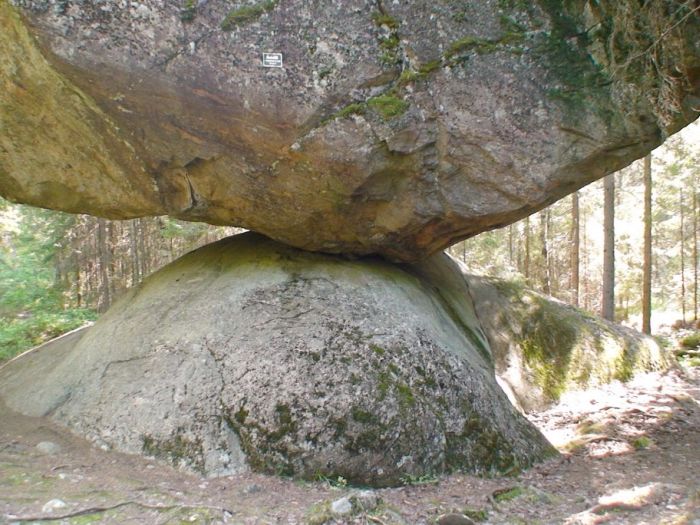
[468,276,674,411]
[0,233,555,486]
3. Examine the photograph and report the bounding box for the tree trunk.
[74,255,82,308]
[570,192,580,307]
[642,155,652,334]
[693,184,698,322]
[108,221,117,302]
[582,204,590,310]
[602,174,615,321]
[540,210,551,295]
[524,216,531,280]
[680,187,686,323]
[508,224,514,267]
[138,218,148,279]
[97,218,111,312]
[130,220,140,286]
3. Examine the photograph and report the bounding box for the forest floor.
[1,365,699,525]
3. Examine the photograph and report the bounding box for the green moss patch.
[221,1,277,30]
[487,277,670,403]
[142,433,205,473]
[334,103,366,120]
[493,486,525,502]
[329,94,408,123]
[446,36,500,58]
[351,407,379,424]
[445,414,526,476]
[372,12,399,29]
[370,344,386,356]
[518,296,579,400]
[444,31,525,63]
[68,513,106,524]
[367,94,408,119]
[180,0,196,22]
[681,333,700,349]
[223,403,300,477]
[463,507,489,521]
[632,436,652,450]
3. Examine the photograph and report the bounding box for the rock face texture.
[1,1,698,260]
[467,276,673,413]
[0,232,555,485]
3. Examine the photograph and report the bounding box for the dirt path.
[1,367,698,524]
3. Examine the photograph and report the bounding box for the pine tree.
[602,174,616,321]
[642,155,652,334]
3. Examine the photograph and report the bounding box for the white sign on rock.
[262,53,283,68]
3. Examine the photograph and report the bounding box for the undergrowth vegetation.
[0,202,96,362]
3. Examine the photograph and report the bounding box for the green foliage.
[221,1,277,31]
[493,486,525,502]
[395,382,415,406]
[305,500,333,525]
[314,473,348,488]
[680,333,700,349]
[463,507,489,521]
[372,10,401,67]
[632,436,652,449]
[67,513,104,524]
[0,308,96,362]
[0,199,96,361]
[490,278,663,401]
[0,198,234,363]
[418,60,441,75]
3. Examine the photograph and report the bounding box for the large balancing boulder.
[1,1,698,260]
[0,233,555,485]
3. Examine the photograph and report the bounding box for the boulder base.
[0,233,554,485]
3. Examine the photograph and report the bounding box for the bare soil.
[1,367,699,525]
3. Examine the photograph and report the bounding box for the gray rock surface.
[0,232,555,486]
[41,499,67,513]
[350,490,380,513]
[330,497,352,516]
[36,441,61,455]
[1,1,698,260]
[437,514,476,525]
